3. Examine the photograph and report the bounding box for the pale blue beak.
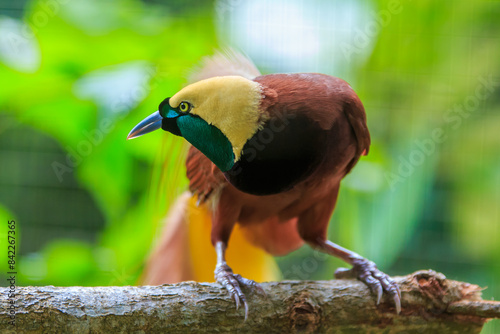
[127,111,162,140]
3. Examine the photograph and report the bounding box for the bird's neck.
[224,114,327,195]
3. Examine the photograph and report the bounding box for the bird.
[128,50,401,319]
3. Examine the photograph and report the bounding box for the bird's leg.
[214,241,264,320]
[314,239,401,314]
[297,188,401,314]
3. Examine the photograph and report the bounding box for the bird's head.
[128,76,268,172]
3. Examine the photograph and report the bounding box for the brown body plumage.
[129,51,400,318]
[187,73,368,255]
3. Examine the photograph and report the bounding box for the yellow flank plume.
[186,196,281,283]
[169,76,266,161]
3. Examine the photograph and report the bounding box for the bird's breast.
[223,114,327,195]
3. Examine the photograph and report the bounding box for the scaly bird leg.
[315,239,401,314]
[298,188,400,313]
[214,241,265,320]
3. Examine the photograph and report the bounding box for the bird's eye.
[178,101,192,113]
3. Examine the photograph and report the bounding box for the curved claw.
[234,274,267,297]
[215,264,261,321]
[232,290,241,310]
[335,259,401,314]
[243,300,249,321]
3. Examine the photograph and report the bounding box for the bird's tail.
[140,192,281,284]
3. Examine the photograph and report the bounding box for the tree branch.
[2,270,499,333]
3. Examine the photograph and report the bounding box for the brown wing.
[342,89,371,174]
[186,145,227,203]
[344,93,371,156]
[254,73,370,175]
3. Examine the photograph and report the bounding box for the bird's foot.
[215,263,265,320]
[335,258,401,314]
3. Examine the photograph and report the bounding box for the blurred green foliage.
[0,0,213,286]
[0,0,498,331]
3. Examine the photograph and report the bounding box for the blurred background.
[0,0,498,331]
